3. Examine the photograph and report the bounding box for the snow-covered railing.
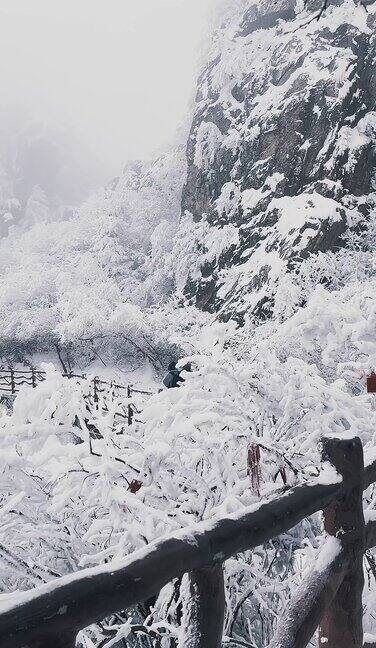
[0,368,152,425]
[0,435,375,648]
[0,367,47,393]
[0,368,152,397]
[85,376,152,427]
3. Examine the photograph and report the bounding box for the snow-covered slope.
[180,0,376,321]
[0,148,186,367]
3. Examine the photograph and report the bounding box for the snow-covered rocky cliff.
[180,0,376,321]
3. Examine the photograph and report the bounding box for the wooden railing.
[83,375,152,427]
[0,435,375,648]
[0,368,46,394]
[0,368,152,426]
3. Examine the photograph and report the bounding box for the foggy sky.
[0,0,213,184]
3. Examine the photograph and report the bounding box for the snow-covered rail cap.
[318,461,342,486]
[314,536,342,572]
[321,431,361,441]
[1,436,376,648]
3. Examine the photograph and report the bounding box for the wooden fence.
[0,435,375,648]
[0,368,152,427]
[0,368,46,394]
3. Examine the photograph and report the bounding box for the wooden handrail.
[0,439,375,647]
[3,445,376,648]
[0,367,152,397]
[0,368,152,427]
[0,478,341,647]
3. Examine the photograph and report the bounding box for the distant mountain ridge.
[0,115,102,236]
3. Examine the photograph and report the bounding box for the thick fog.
[0,0,213,204]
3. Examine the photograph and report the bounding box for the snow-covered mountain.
[179,0,376,321]
[1,0,375,371]
[2,5,376,648]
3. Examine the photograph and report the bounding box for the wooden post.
[31,368,36,389]
[93,377,99,405]
[127,385,133,426]
[128,403,133,426]
[178,565,225,648]
[319,435,365,648]
[9,368,15,395]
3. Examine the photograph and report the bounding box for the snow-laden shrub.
[2,275,376,645]
[0,354,315,647]
[272,208,376,322]
[0,149,186,367]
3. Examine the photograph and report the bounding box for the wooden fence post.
[178,565,225,648]
[319,435,365,648]
[93,377,99,405]
[31,367,36,389]
[128,403,134,426]
[9,368,15,395]
[127,385,133,426]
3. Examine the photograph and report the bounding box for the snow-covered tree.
[0,148,186,368]
[23,184,50,228]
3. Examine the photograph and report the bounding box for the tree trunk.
[319,435,365,648]
[178,565,225,648]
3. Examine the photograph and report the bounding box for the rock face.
[180,0,376,321]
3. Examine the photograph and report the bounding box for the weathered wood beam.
[178,565,225,648]
[268,541,349,648]
[0,478,341,648]
[266,516,376,648]
[24,633,76,648]
[319,435,365,648]
[365,517,376,549]
[2,451,376,648]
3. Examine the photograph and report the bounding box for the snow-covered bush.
[0,352,315,647]
[0,149,186,368]
[272,206,376,322]
[3,278,376,646]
